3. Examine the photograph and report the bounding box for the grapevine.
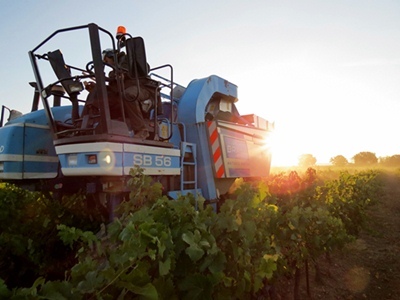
[0,167,383,299]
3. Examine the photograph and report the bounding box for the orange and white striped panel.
[207,121,225,178]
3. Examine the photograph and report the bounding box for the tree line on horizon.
[297,151,400,168]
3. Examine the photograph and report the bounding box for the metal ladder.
[180,142,198,207]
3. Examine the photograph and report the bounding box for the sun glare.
[267,128,299,167]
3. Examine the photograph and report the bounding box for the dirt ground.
[273,171,400,300]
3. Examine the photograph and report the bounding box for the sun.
[268,126,300,167]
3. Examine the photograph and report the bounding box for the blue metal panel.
[177,75,238,124]
[1,161,24,177]
[23,124,58,178]
[56,142,181,177]
[0,124,24,178]
[58,150,124,176]
[0,122,58,179]
[174,75,240,201]
[123,144,180,176]
[6,106,75,127]
[22,161,58,175]
[0,125,24,155]
[168,189,203,200]
[24,126,55,155]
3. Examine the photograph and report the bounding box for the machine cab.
[29,23,173,147]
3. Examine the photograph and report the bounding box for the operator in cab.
[84,48,152,139]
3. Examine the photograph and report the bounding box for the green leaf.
[42,217,50,228]
[288,222,296,230]
[119,222,136,242]
[0,279,10,299]
[261,254,279,279]
[40,280,74,299]
[159,257,171,276]
[153,277,177,300]
[201,251,226,274]
[76,271,104,293]
[182,232,205,262]
[186,244,204,262]
[179,274,213,300]
[120,282,158,300]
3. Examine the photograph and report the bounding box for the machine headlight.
[98,149,115,171]
[87,154,97,164]
[67,154,78,166]
[103,154,112,164]
[68,82,83,93]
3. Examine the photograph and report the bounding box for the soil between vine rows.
[272,171,400,300]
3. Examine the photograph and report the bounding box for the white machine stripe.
[0,154,23,161]
[61,167,124,176]
[56,142,180,156]
[4,122,50,129]
[0,154,59,162]
[0,173,22,179]
[56,142,123,154]
[124,144,180,156]
[61,166,180,176]
[23,172,58,179]
[0,172,57,179]
[25,155,59,162]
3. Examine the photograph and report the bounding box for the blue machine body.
[0,107,71,180]
[0,23,273,206]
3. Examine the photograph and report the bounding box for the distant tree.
[352,151,378,166]
[330,155,349,167]
[379,156,390,166]
[379,155,400,167]
[298,154,317,167]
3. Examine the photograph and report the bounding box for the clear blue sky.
[1,0,399,166]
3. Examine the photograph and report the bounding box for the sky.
[0,0,399,166]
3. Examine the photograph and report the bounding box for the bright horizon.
[0,1,399,167]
